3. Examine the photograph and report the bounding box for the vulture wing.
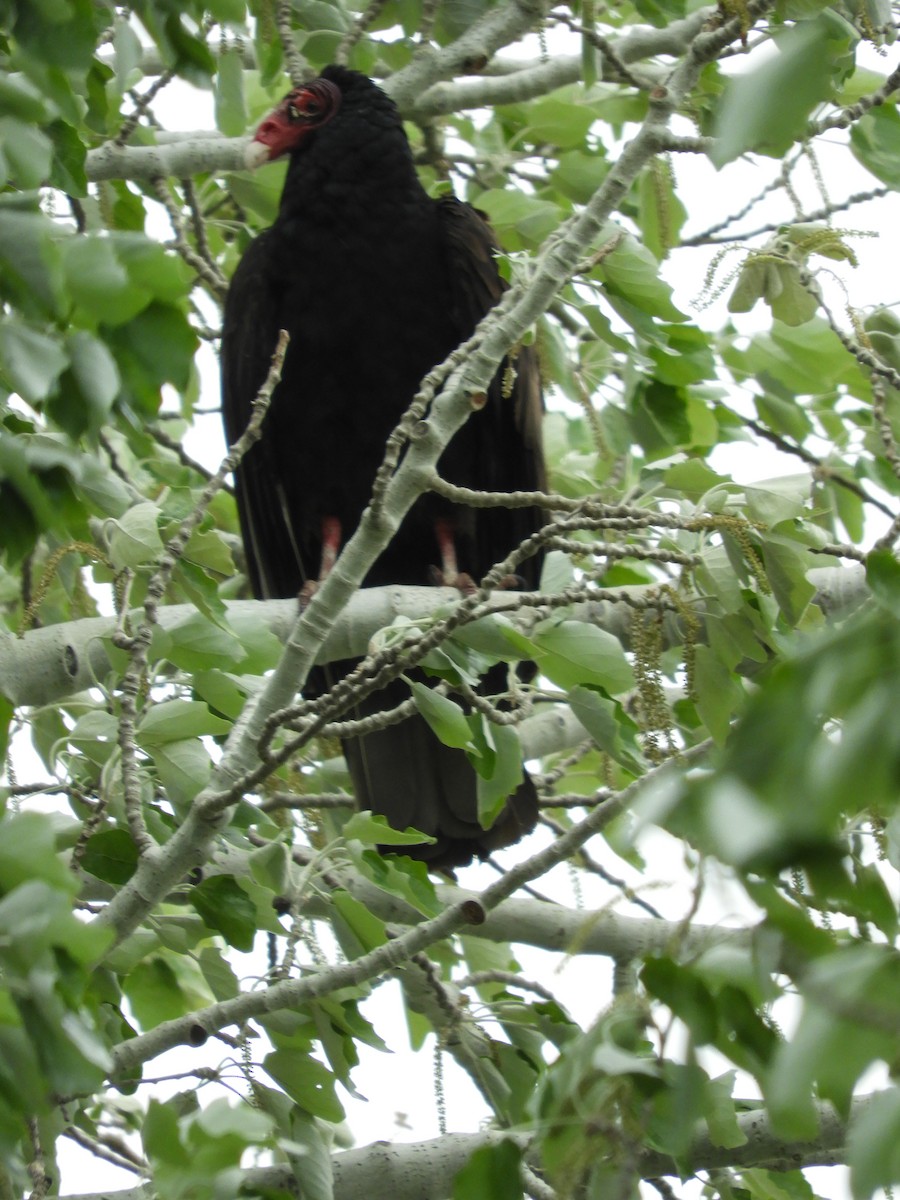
[221,230,312,599]
[435,195,545,589]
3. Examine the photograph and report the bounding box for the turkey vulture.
[221,65,546,870]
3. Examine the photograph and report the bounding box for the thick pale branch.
[0,566,867,709]
[58,1094,871,1200]
[87,134,247,182]
[83,5,718,185]
[407,8,713,118]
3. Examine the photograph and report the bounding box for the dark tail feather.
[341,679,537,871]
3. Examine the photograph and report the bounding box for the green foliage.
[452,1138,524,1198]
[0,1,898,1197]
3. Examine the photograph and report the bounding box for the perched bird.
[221,65,545,870]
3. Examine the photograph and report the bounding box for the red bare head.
[244,78,342,168]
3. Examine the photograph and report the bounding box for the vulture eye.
[287,93,325,122]
[281,79,341,128]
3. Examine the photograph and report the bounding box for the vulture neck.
[275,119,431,237]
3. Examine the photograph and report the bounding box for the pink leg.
[319,516,342,580]
[432,518,475,594]
[300,516,342,603]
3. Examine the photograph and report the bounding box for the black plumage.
[221,65,545,869]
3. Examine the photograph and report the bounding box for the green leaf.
[597,232,686,321]
[62,236,148,325]
[693,646,744,744]
[63,329,121,430]
[0,209,65,317]
[215,48,247,136]
[192,876,257,951]
[712,15,854,166]
[106,501,164,569]
[409,680,472,748]
[349,846,440,917]
[105,301,197,411]
[534,621,633,692]
[123,957,187,1029]
[641,957,719,1044]
[705,1072,747,1150]
[198,946,240,1002]
[760,541,815,625]
[0,118,53,189]
[755,391,813,442]
[474,721,526,827]
[0,320,68,403]
[452,1139,523,1200]
[539,549,575,593]
[847,1088,900,1200]
[46,119,87,194]
[111,16,144,96]
[147,738,212,807]
[159,613,244,672]
[264,1050,345,1122]
[866,549,900,617]
[0,695,11,766]
[567,686,643,770]
[283,1108,335,1200]
[80,829,139,885]
[522,98,596,148]
[143,1098,192,1167]
[343,810,435,847]
[0,812,76,897]
[851,104,900,188]
[112,236,193,303]
[473,189,562,248]
[662,459,725,498]
[248,841,290,894]
[766,947,899,1137]
[331,890,388,956]
[12,0,102,69]
[138,700,228,747]
[0,73,52,122]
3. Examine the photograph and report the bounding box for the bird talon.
[495,573,527,591]
[429,566,477,595]
[298,580,319,608]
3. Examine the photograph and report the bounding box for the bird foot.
[428,566,477,595]
[298,580,319,608]
[494,573,528,591]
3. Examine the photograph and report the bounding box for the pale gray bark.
[59,1094,868,1200]
[0,566,867,709]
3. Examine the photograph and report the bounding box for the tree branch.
[58,1094,875,1200]
[0,565,868,709]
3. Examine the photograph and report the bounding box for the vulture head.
[244,76,343,168]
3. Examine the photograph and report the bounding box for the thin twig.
[112,331,290,857]
[63,1126,147,1176]
[335,0,391,63]
[151,177,228,299]
[743,416,894,519]
[681,186,891,247]
[809,61,900,135]
[276,0,307,86]
[149,423,234,492]
[115,70,176,145]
